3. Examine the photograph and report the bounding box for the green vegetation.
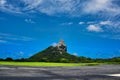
[29,46,84,63]
[0,61,100,67]
[0,46,120,64]
[28,46,120,63]
[1,57,120,64]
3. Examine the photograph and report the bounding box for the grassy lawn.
[0,61,100,67]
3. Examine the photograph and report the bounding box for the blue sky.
[0,0,120,59]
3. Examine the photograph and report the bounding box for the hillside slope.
[29,46,79,62]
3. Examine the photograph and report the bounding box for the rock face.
[57,39,67,52]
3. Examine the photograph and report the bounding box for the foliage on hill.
[29,46,79,63]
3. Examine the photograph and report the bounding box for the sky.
[0,0,120,59]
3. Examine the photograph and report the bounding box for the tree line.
[0,57,120,63]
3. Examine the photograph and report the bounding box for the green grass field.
[0,61,100,67]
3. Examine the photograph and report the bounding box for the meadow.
[0,61,100,67]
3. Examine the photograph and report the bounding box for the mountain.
[29,40,79,63]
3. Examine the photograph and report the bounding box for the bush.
[0,58,4,61]
[5,57,13,61]
[60,58,69,63]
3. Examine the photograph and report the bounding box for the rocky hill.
[29,40,79,62]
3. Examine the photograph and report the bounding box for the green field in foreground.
[0,61,100,67]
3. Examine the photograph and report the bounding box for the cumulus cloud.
[86,20,120,33]
[87,25,103,32]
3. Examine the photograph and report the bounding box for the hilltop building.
[57,39,67,53]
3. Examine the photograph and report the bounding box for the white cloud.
[36,0,78,16]
[100,34,120,40]
[83,0,120,16]
[16,51,25,58]
[0,0,81,16]
[87,21,96,24]
[0,0,119,18]
[79,22,85,25]
[100,21,112,25]
[85,20,120,33]
[0,0,120,33]
[25,19,35,24]
[83,0,110,13]
[0,32,33,42]
[98,21,120,33]
[68,22,73,25]
[23,0,43,10]
[0,0,23,14]
[52,42,57,47]
[61,22,73,25]
[18,51,24,56]
[87,25,103,32]
[0,0,6,5]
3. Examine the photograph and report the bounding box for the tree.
[5,57,13,61]
[60,58,69,63]
[0,58,4,61]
